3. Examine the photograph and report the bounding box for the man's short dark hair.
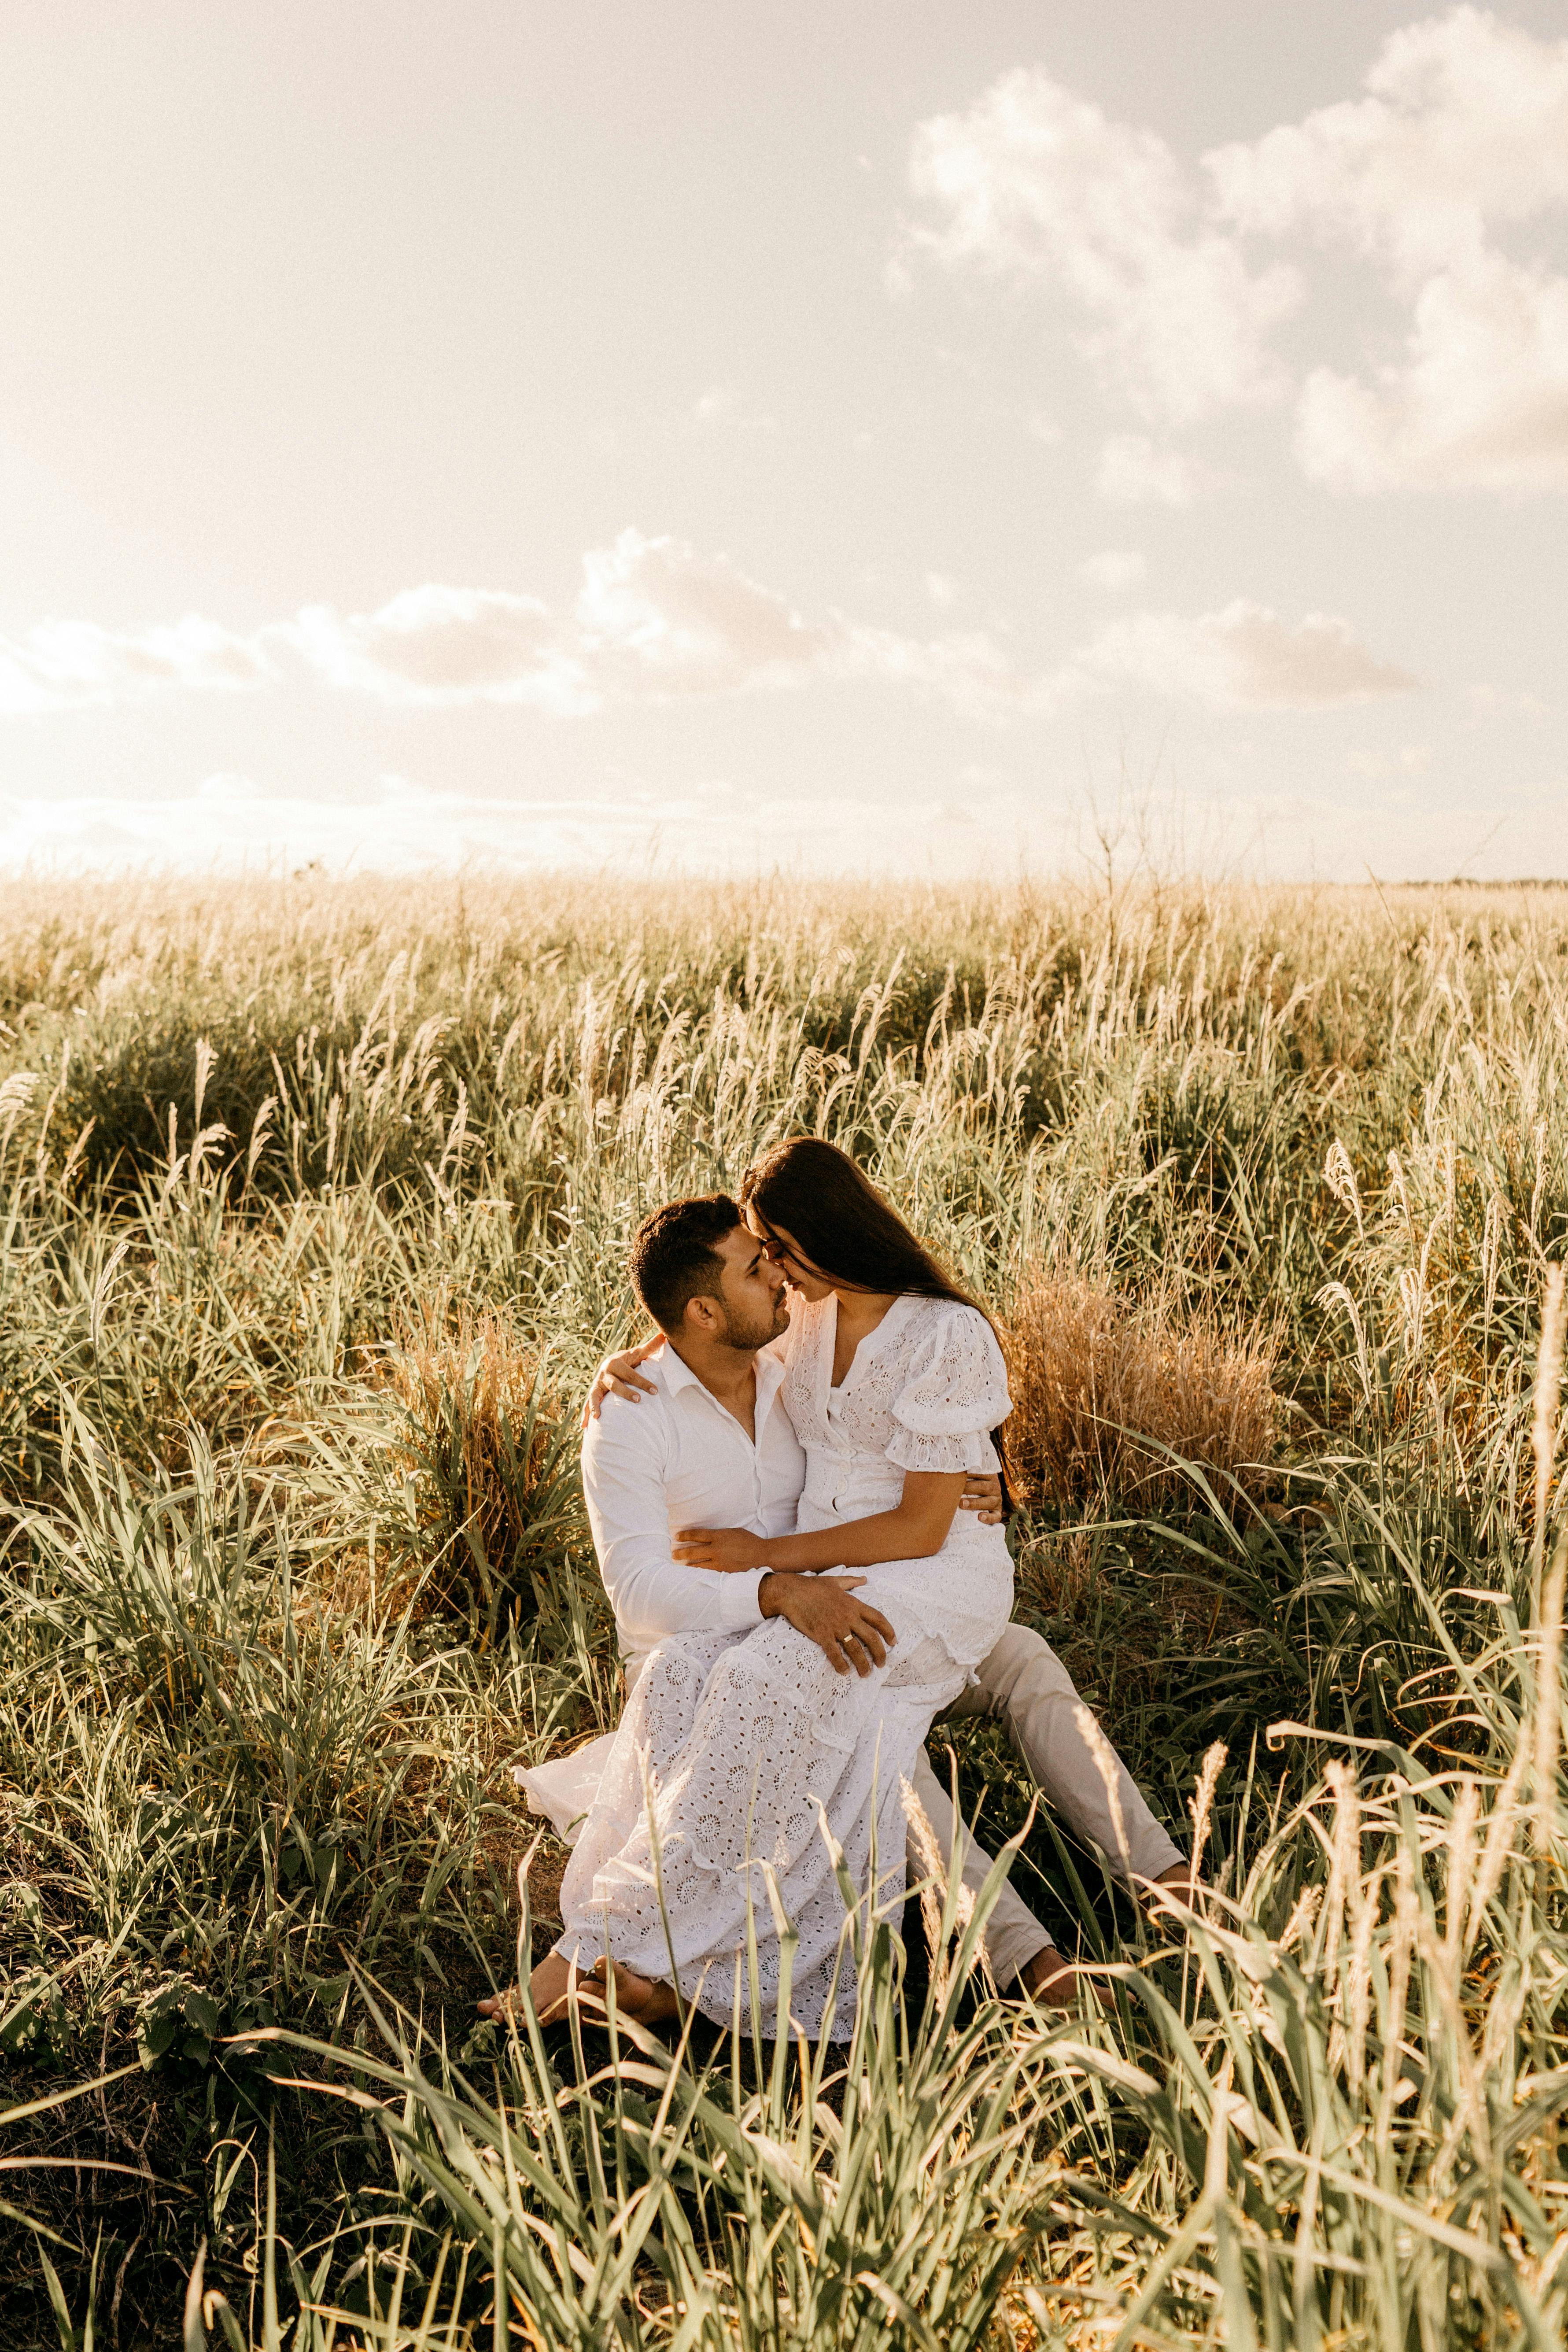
[630,1194,743,1333]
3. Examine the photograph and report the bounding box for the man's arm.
[582,1398,771,1647]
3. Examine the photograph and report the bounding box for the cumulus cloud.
[832,623,1028,722]
[571,531,827,697]
[1207,8,1568,280]
[1209,8,1568,492]
[1294,249,1568,495]
[0,532,1029,725]
[291,537,832,711]
[910,13,1568,496]
[287,587,588,711]
[0,613,272,715]
[1081,549,1147,591]
[0,536,1418,732]
[906,66,1299,422]
[1072,601,1418,710]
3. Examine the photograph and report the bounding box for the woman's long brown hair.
[739,1136,999,1335]
[740,1137,1014,1503]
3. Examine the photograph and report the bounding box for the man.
[515,1193,1188,2010]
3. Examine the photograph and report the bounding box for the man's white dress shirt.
[581,1336,802,1678]
[513,1337,802,1841]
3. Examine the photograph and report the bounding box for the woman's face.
[743,1204,836,1303]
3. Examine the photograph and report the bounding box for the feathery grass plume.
[1073,1699,1132,1880]
[0,1071,37,1149]
[1531,1265,1565,1566]
[1532,1539,1565,1862]
[1322,1136,1365,1238]
[899,1769,977,2009]
[1187,1738,1226,1912]
[374,1294,580,1626]
[1004,1266,1278,1511]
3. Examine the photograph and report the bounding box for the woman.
[534,1139,1018,2043]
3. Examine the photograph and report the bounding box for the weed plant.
[0,872,1566,2347]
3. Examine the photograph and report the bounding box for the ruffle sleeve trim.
[887,1301,1011,1467]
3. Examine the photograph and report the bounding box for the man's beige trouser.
[913,1622,1184,1987]
[605,1621,1185,1991]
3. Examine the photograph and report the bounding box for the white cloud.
[925,571,960,607]
[0,543,1419,738]
[1209,8,1568,492]
[907,66,1298,421]
[0,531,1030,725]
[1294,253,1568,493]
[1207,8,1568,281]
[1073,600,1418,710]
[0,613,272,714]
[570,530,826,698]
[911,15,1568,496]
[831,622,1025,723]
[1095,434,1217,505]
[293,533,834,712]
[288,587,591,712]
[1081,548,1147,591]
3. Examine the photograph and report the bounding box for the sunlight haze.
[1,1,1564,880]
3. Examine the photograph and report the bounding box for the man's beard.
[720,1294,790,1353]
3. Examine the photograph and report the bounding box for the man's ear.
[683,1291,723,1338]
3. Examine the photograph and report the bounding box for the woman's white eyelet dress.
[553,1293,1014,2041]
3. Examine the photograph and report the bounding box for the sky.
[1,1,1565,884]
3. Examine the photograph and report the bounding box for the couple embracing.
[483,1138,1188,2042]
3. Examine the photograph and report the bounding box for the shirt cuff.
[712,1568,768,1632]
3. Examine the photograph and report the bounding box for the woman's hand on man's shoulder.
[582,1334,665,1426]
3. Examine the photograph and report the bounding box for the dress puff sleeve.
[885,1303,1011,1475]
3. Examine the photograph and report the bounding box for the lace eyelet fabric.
[556,1293,1015,2041]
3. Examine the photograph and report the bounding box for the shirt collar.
[661,1340,787,1421]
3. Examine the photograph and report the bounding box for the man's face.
[704,1223,790,1352]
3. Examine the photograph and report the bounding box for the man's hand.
[958,1470,1005,1525]
[672,1525,767,1572]
[760,1572,896,1676]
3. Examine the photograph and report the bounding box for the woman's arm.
[584,1340,1007,1521]
[673,1470,966,1575]
[581,1333,664,1426]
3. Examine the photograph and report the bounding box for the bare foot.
[479,1953,593,2025]
[478,1953,679,2028]
[596,1961,679,2025]
[1015,1945,1109,2012]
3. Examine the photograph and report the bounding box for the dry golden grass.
[1004,1268,1279,1514]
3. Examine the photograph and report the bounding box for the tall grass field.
[2,871,1567,2350]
